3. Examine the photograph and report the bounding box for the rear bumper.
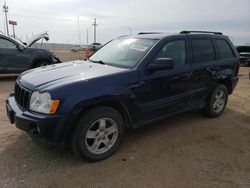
[6,94,66,147]
[231,76,239,92]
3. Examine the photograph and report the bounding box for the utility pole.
[86,28,89,45]
[3,2,9,36]
[92,18,98,43]
[77,16,80,45]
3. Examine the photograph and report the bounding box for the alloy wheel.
[85,118,118,155]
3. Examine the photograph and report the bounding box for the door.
[0,37,29,73]
[188,36,217,105]
[134,38,192,122]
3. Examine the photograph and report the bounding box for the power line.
[9,12,146,33]
[9,13,90,23]
[8,12,154,38]
[97,20,155,35]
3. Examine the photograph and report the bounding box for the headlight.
[29,91,60,114]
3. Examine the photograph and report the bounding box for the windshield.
[89,38,157,68]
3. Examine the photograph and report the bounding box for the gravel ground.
[0,52,250,188]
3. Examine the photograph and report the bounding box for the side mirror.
[148,58,174,71]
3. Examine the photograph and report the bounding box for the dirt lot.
[0,52,250,188]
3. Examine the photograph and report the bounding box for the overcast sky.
[1,0,250,45]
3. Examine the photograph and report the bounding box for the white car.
[71,45,88,52]
[88,43,102,50]
[236,46,250,66]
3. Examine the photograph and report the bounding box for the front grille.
[14,82,31,110]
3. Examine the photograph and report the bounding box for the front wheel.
[203,84,228,117]
[71,106,124,161]
[34,61,49,68]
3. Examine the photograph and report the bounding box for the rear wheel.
[71,106,124,161]
[203,84,228,117]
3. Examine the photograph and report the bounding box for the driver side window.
[156,40,186,67]
[0,38,17,49]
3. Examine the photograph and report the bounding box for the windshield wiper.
[89,59,106,65]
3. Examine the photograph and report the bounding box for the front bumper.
[240,58,250,65]
[6,93,65,146]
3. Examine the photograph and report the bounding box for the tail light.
[234,60,240,77]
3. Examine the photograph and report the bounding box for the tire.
[71,106,124,162]
[34,61,49,68]
[203,84,228,117]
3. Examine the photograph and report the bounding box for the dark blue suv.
[6,31,240,161]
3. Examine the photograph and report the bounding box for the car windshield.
[89,38,157,68]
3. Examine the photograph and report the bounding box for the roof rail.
[137,32,164,35]
[180,31,223,35]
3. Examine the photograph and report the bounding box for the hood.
[19,60,128,90]
[26,32,49,47]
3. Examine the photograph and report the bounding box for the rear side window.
[191,39,215,63]
[215,39,235,59]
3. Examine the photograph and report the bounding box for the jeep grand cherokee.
[6,31,239,161]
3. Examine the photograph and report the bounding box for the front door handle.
[129,81,146,89]
[173,73,192,80]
